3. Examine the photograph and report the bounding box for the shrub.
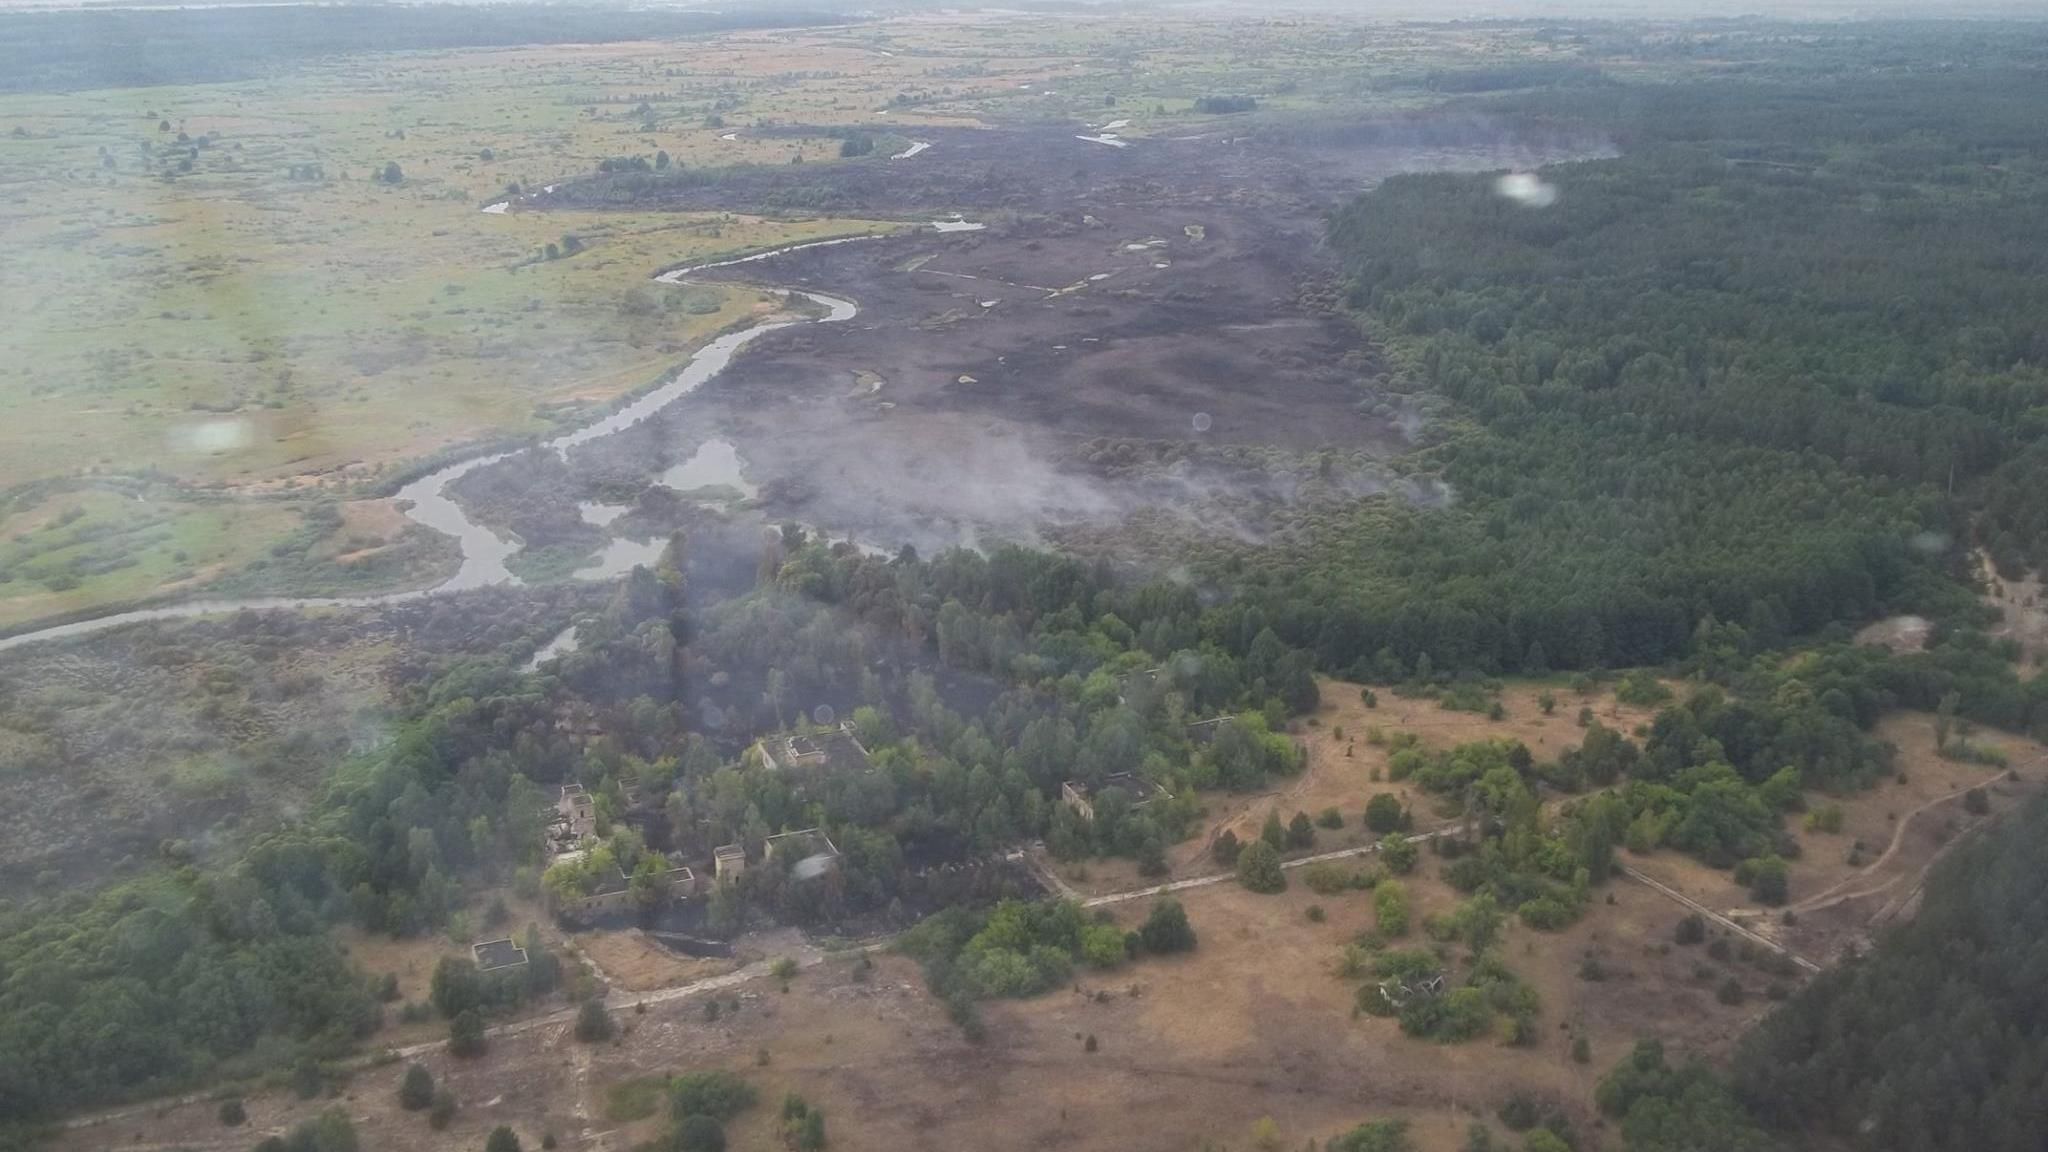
[1804,805,1845,833]
[1375,880,1411,936]
[1303,863,1350,895]
[1716,977,1747,1005]
[1736,855,1790,905]
[670,1070,757,1123]
[677,1113,726,1152]
[1615,671,1671,707]
[1380,832,1419,874]
[429,1089,458,1129]
[1318,807,1346,829]
[486,1126,523,1152]
[1365,793,1405,834]
[1307,904,1327,923]
[218,1098,246,1126]
[1965,787,1991,815]
[1674,914,1706,946]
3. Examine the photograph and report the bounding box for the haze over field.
[3,6,2048,1152]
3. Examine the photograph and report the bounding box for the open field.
[1629,709,2045,964]
[54,855,1781,1152]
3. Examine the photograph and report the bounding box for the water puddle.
[523,624,582,671]
[574,538,665,581]
[579,501,631,527]
[659,438,758,500]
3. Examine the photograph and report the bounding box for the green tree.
[450,1007,486,1057]
[1210,829,1242,866]
[1260,809,1286,850]
[1236,839,1286,893]
[575,998,614,1043]
[1138,898,1198,953]
[399,1063,435,1110]
[1365,793,1405,833]
[486,1127,523,1152]
[1286,810,1316,849]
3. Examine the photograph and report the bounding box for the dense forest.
[1242,59,2048,678]
[1732,792,2048,1152]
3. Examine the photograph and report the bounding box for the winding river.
[0,236,878,656]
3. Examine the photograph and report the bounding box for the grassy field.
[0,39,921,623]
[0,14,1591,625]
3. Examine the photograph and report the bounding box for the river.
[0,238,877,656]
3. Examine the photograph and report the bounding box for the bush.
[1965,787,1991,815]
[1318,807,1345,829]
[1307,904,1327,923]
[1615,671,1671,707]
[1736,855,1790,905]
[399,1063,435,1110]
[677,1113,726,1152]
[1804,805,1845,833]
[1380,832,1419,874]
[1237,840,1287,893]
[1716,977,1747,1005]
[486,1126,523,1152]
[218,1098,246,1126]
[1365,793,1405,834]
[1674,914,1706,946]
[1375,880,1411,936]
[575,998,614,1043]
[429,1089,458,1129]
[670,1070,757,1123]
[1302,863,1350,895]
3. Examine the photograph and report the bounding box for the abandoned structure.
[545,783,598,861]
[1185,715,1237,745]
[1059,773,1171,822]
[472,937,529,973]
[763,827,842,880]
[561,853,698,917]
[754,721,872,772]
[1376,972,1446,1010]
[713,843,747,882]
